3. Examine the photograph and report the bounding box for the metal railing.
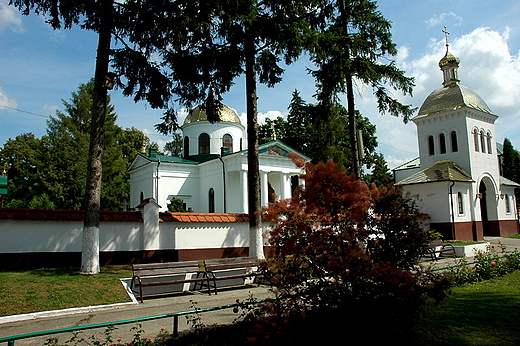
[0,299,269,346]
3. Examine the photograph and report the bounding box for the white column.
[241,170,248,213]
[281,174,290,200]
[261,171,269,207]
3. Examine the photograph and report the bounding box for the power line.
[0,103,169,139]
[0,104,50,119]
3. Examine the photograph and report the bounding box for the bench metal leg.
[173,315,179,337]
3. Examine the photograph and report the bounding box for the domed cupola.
[181,101,245,158]
[439,50,461,87]
[415,29,493,118]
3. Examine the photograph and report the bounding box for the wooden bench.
[422,240,456,261]
[131,261,212,303]
[202,256,260,294]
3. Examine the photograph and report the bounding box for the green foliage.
[502,138,520,204]
[448,244,520,286]
[427,229,443,240]
[167,198,185,212]
[0,81,149,210]
[261,158,449,338]
[260,90,392,184]
[28,194,56,209]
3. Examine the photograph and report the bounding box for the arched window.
[480,130,486,153]
[505,194,511,213]
[451,131,458,152]
[208,188,215,213]
[198,133,210,154]
[183,136,190,157]
[428,135,435,155]
[473,128,479,152]
[439,133,446,154]
[457,192,464,215]
[222,134,233,153]
[486,132,492,154]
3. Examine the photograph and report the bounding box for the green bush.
[448,244,520,285]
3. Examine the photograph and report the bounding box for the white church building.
[394,46,519,241]
[128,104,306,214]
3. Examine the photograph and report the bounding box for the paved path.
[0,285,274,345]
[1,236,519,345]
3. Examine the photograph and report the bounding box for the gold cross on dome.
[442,26,450,48]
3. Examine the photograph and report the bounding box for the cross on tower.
[442,26,450,49]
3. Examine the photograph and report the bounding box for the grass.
[507,234,520,239]
[2,266,520,345]
[411,270,520,345]
[0,265,132,317]
[445,240,486,246]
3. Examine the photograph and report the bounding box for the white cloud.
[0,0,23,33]
[240,110,286,126]
[425,12,463,28]
[0,87,17,109]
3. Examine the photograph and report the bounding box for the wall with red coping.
[0,201,268,270]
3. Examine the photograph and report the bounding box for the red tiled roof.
[0,208,143,222]
[160,212,249,223]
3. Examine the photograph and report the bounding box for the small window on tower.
[428,135,435,155]
[473,129,479,152]
[439,133,446,154]
[486,132,492,154]
[184,136,190,157]
[222,134,233,153]
[480,130,486,153]
[199,133,210,154]
[451,131,458,152]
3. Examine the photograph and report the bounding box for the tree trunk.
[340,0,360,178]
[81,0,113,274]
[346,75,360,178]
[245,34,265,259]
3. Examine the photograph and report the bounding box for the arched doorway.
[478,177,499,237]
[479,181,490,236]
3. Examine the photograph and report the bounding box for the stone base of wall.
[432,220,519,241]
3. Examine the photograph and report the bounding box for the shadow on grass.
[411,281,520,345]
[27,265,131,277]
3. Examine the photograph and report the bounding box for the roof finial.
[442,26,450,51]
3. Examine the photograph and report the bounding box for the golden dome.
[183,104,241,125]
[439,51,460,68]
[416,84,492,117]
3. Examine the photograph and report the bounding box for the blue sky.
[1,0,520,169]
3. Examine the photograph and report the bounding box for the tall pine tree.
[308,0,415,178]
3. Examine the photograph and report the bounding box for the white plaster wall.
[182,121,245,156]
[157,164,199,212]
[404,182,453,223]
[0,220,142,253]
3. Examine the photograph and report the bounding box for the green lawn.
[0,265,132,317]
[2,266,520,345]
[411,270,520,345]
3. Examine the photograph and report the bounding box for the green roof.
[141,153,199,164]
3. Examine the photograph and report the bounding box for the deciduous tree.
[261,158,447,341]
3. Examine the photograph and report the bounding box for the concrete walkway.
[1,236,519,345]
[0,285,275,345]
